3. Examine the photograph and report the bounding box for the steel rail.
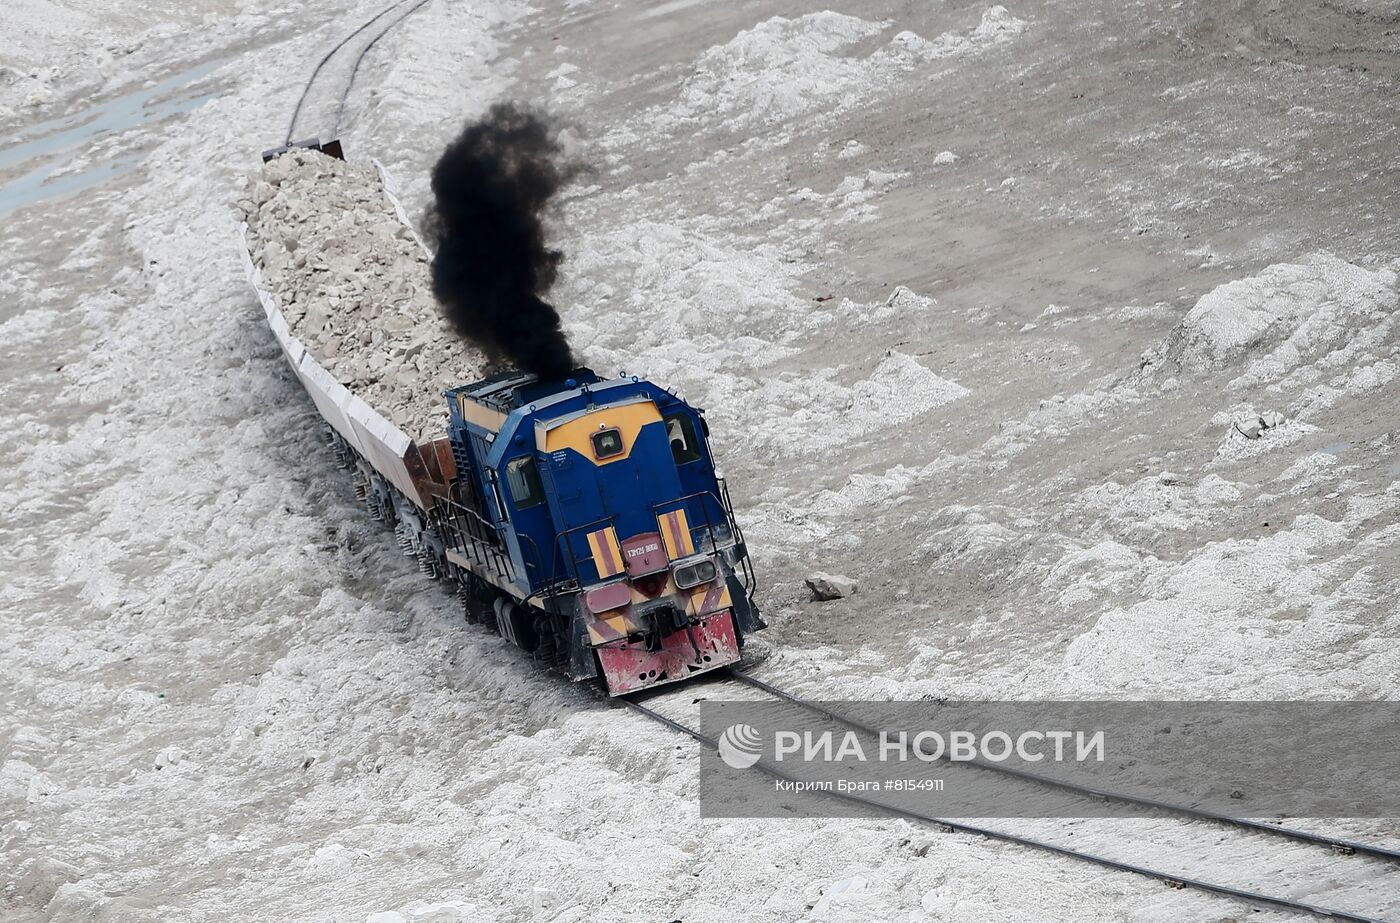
[332,0,435,137]
[730,669,1400,864]
[286,0,415,144]
[618,691,1388,923]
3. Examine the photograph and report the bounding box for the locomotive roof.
[461,367,603,414]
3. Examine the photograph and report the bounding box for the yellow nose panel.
[540,401,662,465]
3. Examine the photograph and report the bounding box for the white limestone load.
[240,149,488,442]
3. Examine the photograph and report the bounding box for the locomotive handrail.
[650,489,736,556]
[715,477,746,546]
[653,486,756,598]
[433,495,516,585]
[508,514,619,603]
[550,514,618,588]
[715,477,757,596]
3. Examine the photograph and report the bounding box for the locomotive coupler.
[638,603,689,652]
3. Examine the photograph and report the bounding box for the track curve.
[730,669,1400,864]
[618,668,1398,923]
[286,0,434,145]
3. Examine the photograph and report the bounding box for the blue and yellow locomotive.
[418,368,763,694]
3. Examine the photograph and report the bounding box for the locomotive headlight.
[672,557,717,589]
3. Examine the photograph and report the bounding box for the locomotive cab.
[440,369,761,695]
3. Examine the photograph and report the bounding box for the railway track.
[285,0,435,146]
[620,668,1399,922]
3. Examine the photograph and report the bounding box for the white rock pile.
[1233,410,1286,440]
[239,149,487,442]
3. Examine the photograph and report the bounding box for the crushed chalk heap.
[239,149,487,442]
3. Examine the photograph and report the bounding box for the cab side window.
[664,413,702,464]
[505,456,545,509]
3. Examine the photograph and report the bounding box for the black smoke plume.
[426,103,576,380]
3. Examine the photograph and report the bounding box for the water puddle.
[0,56,228,218]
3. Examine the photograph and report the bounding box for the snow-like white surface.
[1064,494,1400,694]
[754,243,1399,705]
[1165,253,1398,377]
[657,7,1025,133]
[3,0,1399,921]
[0,0,302,123]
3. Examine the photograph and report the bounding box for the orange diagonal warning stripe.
[658,508,694,560]
[587,526,624,578]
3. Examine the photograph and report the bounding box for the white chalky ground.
[3,0,1398,921]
